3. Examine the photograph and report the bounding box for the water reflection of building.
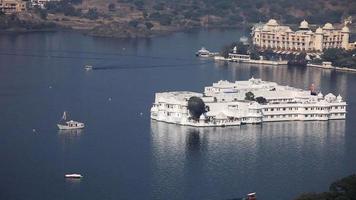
[150,120,345,199]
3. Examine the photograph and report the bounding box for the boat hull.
[57,124,85,130]
[65,174,83,178]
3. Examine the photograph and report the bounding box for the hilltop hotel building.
[251,19,353,52]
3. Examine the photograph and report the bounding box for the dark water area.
[0,29,355,200]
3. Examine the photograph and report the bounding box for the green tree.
[128,20,139,28]
[294,174,356,200]
[145,22,154,30]
[322,48,345,62]
[85,8,99,20]
[108,3,116,11]
[255,96,267,104]
[245,92,255,101]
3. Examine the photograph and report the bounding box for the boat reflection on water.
[58,129,84,147]
[150,120,346,199]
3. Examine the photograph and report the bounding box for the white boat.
[65,174,83,179]
[246,192,256,200]
[84,65,93,70]
[57,112,85,130]
[195,47,211,57]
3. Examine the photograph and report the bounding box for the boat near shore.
[196,47,219,57]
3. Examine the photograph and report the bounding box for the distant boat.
[195,47,211,57]
[246,192,256,200]
[57,111,85,130]
[84,65,93,70]
[65,174,83,179]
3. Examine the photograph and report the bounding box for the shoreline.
[307,63,356,73]
[0,23,247,38]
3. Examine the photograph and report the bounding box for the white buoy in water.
[140,112,143,116]
[108,97,112,101]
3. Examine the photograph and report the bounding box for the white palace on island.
[150,78,347,127]
[251,19,354,52]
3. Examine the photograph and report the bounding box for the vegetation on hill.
[294,174,356,200]
[0,12,58,31]
[0,0,355,37]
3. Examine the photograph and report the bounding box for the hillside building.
[251,19,353,52]
[0,0,27,13]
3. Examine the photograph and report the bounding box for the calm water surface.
[0,29,355,200]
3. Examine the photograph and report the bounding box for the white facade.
[251,19,352,52]
[150,78,347,127]
[31,0,60,8]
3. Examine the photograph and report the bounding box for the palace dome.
[315,27,323,34]
[323,23,334,30]
[337,94,343,102]
[299,20,309,29]
[266,19,279,26]
[341,26,350,33]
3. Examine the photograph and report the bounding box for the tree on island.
[245,92,255,101]
[255,96,268,104]
[187,96,207,121]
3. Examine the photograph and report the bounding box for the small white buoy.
[108,97,112,101]
[140,112,143,116]
[32,129,36,133]
[49,86,52,89]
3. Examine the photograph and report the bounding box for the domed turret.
[315,27,323,34]
[299,20,309,30]
[337,94,343,102]
[341,26,350,33]
[323,23,334,30]
[317,92,323,98]
[325,93,336,102]
[266,19,279,26]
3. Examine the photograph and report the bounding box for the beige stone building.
[251,19,353,52]
[0,0,27,14]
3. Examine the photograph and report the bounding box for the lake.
[0,29,355,200]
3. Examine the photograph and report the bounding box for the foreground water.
[0,30,355,200]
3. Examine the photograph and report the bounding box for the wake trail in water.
[92,61,213,70]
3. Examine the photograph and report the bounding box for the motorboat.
[65,174,83,179]
[57,111,85,130]
[246,192,256,200]
[84,65,93,70]
[195,47,211,57]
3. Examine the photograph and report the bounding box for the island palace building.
[251,19,354,52]
[150,78,346,127]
